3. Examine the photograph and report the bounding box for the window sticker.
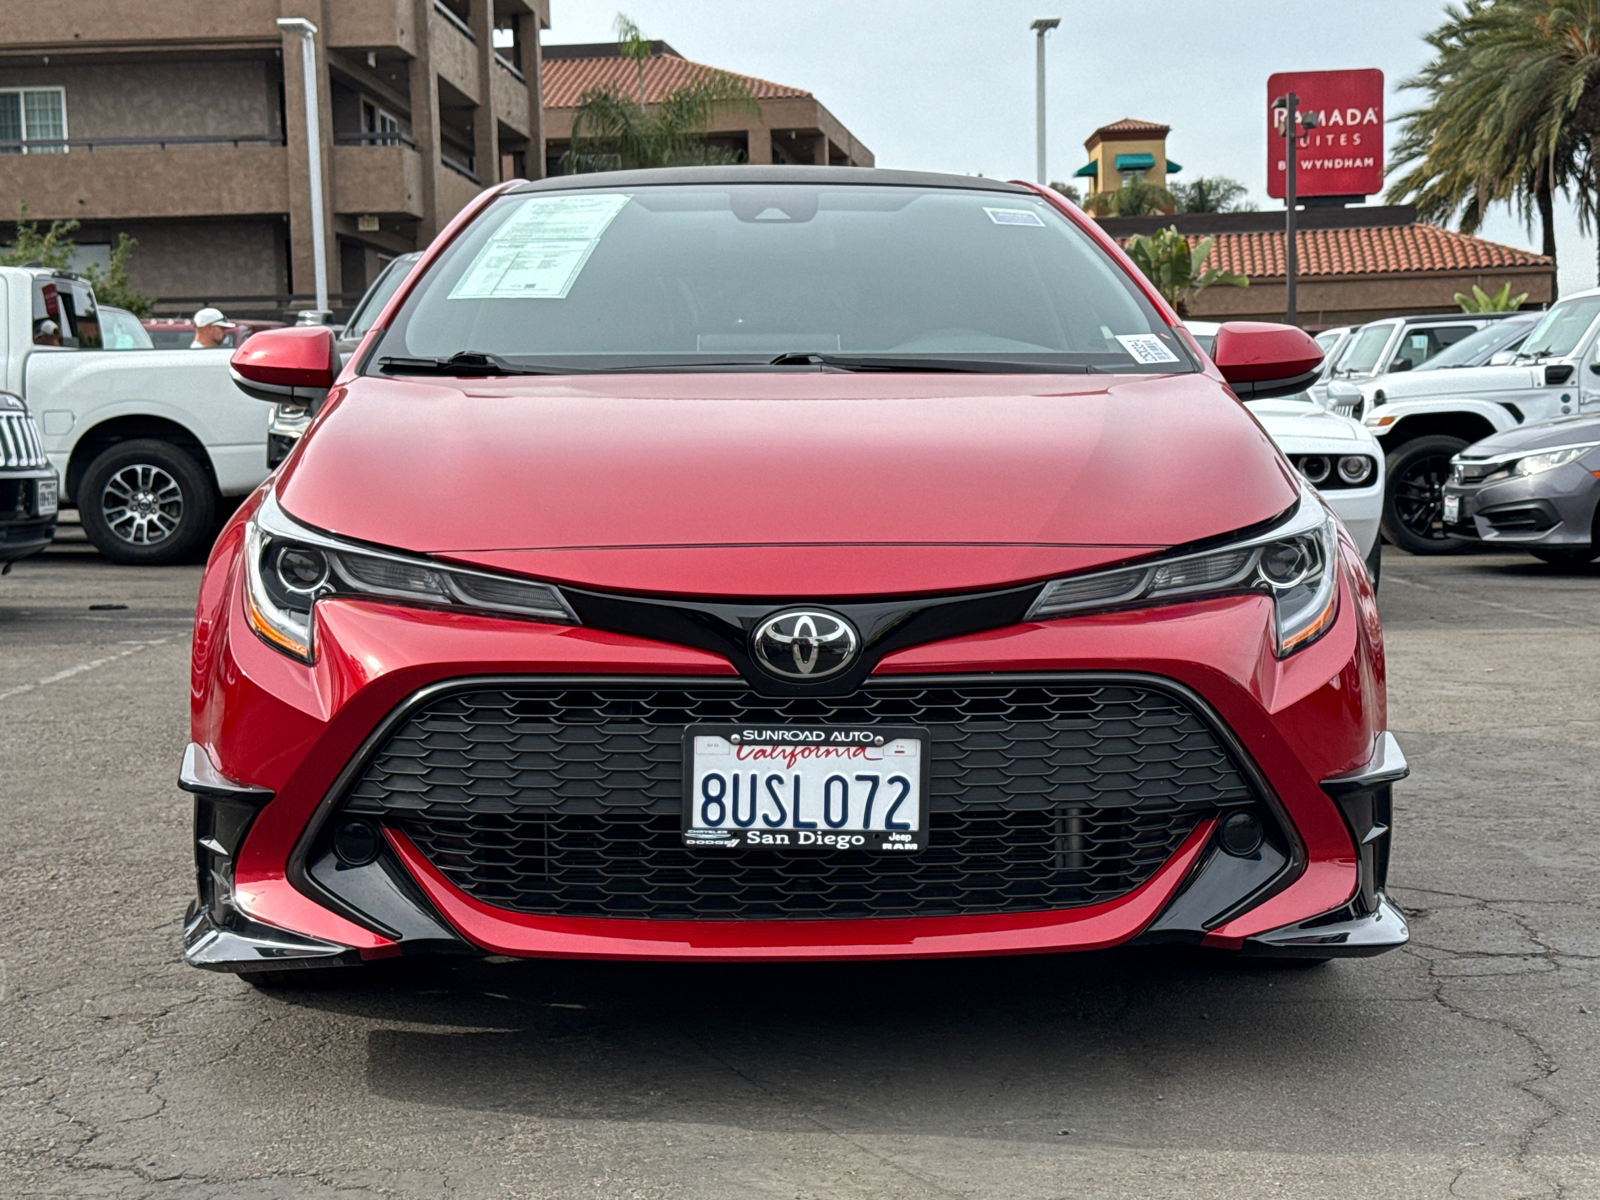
[449,193,631,300]
[984,207,1046,227]
[1115,333,1181,364]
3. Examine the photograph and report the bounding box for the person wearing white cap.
[190,307,236,349]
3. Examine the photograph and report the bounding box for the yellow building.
[1072,118,1179,198]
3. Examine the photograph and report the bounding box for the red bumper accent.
[386,821,1216,961]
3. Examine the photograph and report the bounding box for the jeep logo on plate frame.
[751,609,860,680]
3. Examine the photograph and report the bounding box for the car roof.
[506,165,1034,196]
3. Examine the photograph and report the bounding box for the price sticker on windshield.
[449,193,630,300]
[1116,334,1181,365]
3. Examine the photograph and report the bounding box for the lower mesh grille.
[340,679,1257,920]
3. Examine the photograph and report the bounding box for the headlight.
[1509,443,1598,477]
[1026,485,1341,657]
[1337,455,1374,484]
[1296,455,1331,484]
[244,490,578,661]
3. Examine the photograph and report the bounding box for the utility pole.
[1275,92,1319,327]
[277,17,331,323]
[1031,18,1060,183]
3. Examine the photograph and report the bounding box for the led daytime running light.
[242,491,578,662]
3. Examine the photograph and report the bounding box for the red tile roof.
[543,49,811,110]
[1121,224,1550,279]
[1086,118,1170,149]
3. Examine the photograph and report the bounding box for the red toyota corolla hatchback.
[183,167,1407,985]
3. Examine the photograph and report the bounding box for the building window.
[0,87,67,154]
[360,98,403,146]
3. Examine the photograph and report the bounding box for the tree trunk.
[1535,169,1557,298]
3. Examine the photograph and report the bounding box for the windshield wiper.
[377,351,563,376]
[765,352,1100,374]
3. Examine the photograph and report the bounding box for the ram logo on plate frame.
[751,610,860,680]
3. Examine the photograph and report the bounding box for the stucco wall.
[0,60,281,141]
[67,219,285,301]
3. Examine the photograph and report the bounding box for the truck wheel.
[1381,435,1471,556]
[79,439,217,566]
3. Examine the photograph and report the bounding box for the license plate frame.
[1443,493,1461,524]
[681,725,930,853]
[35,478,58,518]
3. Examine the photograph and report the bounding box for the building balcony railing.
[334,131,419,150]
[495,52,525,83]
[3,141,288,220]
[0,134,282,153]
[440,149,478,183]
[433,0,475,41]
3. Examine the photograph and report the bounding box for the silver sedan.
[1442,415,1600,564]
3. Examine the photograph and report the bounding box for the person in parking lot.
[190,307,235,348]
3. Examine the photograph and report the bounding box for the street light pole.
[276,17,330,322]
[1276,92,1319,327]
[1030,18,1060,184]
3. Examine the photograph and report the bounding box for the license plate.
[683,725,928,853]
[34,479,57,517]
[1443,493,1461,523]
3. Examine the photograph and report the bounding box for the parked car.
[0,390,57,571]
[1310,311,1517,409]
[1188,321,1384,581]
[3,267,273,564]
[1356,290,1600,554]
[99,305,155,350]
[143,317,285,349]
[184,167,1406,987]
[267,252,424,467]
[1441,414,1600,563]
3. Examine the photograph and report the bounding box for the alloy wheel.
[101,463,184,546]
[1391,452,1454,543]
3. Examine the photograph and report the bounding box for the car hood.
[1461,412,1600,457]
[1360,362,1542,400]
[1245,399,1369,447]
[277,372,1298,596]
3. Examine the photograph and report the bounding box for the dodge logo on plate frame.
[751,609,860,680]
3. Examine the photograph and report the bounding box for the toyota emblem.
[751,610,860,680]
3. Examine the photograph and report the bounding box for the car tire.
[78,439,218,566]
[1381,435,1472,556]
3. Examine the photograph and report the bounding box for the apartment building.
[541,40,872,176]
[0,0,550,318]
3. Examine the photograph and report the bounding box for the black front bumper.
[0,470,57,564]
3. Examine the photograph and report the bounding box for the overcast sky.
[549,0,1597,296]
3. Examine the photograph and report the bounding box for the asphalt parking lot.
[2,542,1597,1200]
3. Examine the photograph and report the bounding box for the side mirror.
[1390,357,1413,373]
[1489,351,1517,366]
[1210,322,1324,400]
[1587,362,1600,376]
[229,326,337,404]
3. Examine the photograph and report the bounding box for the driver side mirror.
[229,326,337,404]
[1210,322,1324,400]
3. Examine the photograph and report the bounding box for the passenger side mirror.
[229,326,337,404]
[1489,351,1517,366]
[1210,322,1324,400]
[1390,357,1413,373]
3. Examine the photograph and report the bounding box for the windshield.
[1414,319,1529,370]
[1518,296,1600,359]
[345,255,418,341]
[1314,329,1345,352]
[1333,323,1394,376]
[374,184,1193,374]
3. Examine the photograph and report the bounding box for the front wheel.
[79,439,218,565]
[1381,435,1471,556]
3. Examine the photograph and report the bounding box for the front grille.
[340,680,1259,920]
[0,413,48,470]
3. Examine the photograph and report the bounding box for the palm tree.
[1387,0,1600,284]
[1082,177,1177,217]
[1171,176,1256,214]
[564,14,760,173]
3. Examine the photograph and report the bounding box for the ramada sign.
[1267,69,1384,200]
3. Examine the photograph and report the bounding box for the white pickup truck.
[1348,288,1600,554]
[2,266,270,564]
